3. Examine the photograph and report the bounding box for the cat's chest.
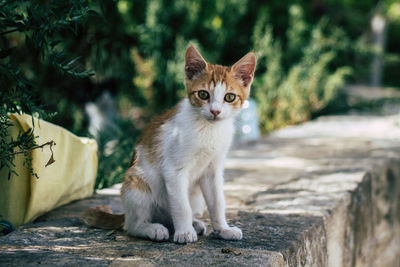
[185,124,232,179]
[162,116,234,163]
[187,121,233,155]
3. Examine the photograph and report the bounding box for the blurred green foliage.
[95,117,140,189]
[253,5,353,131]
[1,0,400,189]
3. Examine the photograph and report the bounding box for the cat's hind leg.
[192,218,207,235]
[121,185,169,241]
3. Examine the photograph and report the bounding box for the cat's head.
[184,44,256,122]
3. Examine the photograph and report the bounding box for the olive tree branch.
[0,140,56,160]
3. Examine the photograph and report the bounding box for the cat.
[82,44,256,243]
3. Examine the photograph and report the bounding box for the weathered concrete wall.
[347,162,400,267]
[1,115,399,266]
[225,115,400,266]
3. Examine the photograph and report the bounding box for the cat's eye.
[198,90,210,100]
[224,93,236,103]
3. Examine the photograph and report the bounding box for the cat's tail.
[81,205,124,230]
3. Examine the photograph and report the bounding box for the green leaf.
[87,9,101,17]
[49,40,61,48]
[66,56,81,66]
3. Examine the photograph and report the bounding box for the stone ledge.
[1,115,400,266]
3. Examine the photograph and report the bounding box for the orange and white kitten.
[83,45,256,243]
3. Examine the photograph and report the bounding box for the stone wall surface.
[1,115,399,266]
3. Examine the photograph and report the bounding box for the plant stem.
[0,140,56,160]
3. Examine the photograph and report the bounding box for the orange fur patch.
[137,104,180,164]
[81,205,124,230]
[122,171,152,194]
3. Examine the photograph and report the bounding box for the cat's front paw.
[173,227,198,244]
[214,226,242,241]
[145,223,169,241]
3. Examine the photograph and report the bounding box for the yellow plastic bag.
[0,114,98,227]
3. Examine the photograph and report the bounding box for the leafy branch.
[0,124,56,180]
[0,0,95,180]
[0,140,55,164]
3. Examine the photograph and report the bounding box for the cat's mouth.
[206,116,222,122]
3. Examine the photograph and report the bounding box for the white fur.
[121,97,242,243]
[210,82,225,112]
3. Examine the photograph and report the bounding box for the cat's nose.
[211,109,221,117]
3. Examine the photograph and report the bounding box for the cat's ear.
[185,44,207,80]
[232,52,256,87]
